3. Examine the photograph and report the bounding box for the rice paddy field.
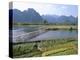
[13,38,78,58]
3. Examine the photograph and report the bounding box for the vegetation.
[13,38,78,58]
[13,21,78,25]
[13,24,77,30]
[44,25,77,30]
[10,7,78,58]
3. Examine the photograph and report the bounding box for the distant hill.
[9,8,78,25]
[42,15,78,25]
[9,8,43,24]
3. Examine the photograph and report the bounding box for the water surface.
[29,30,77,41]
[12,26,77,42]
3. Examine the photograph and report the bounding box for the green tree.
[43,20,48,24]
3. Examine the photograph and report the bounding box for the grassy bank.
[13,25,77,30]
[13,38,78,58]
[43,25,77,30]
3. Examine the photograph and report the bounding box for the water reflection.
[30,30,77,41]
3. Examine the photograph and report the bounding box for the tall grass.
[13,38,78,58]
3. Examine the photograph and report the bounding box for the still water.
[30,30,77,41]
[12,27,77,43]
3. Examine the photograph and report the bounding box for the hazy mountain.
[42,15,78,25]
[9,8,43,24]
[9,8,78,25]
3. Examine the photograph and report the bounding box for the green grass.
[13,38,78,58]
[14,25,77,30]
[43,25,77,30]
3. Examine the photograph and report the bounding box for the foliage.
[13,38,78,58]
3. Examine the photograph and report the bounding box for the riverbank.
[43,25,77,30]
[13,25,77,30]
[13,38,78,58]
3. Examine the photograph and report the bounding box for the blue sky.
[13,2,78,17]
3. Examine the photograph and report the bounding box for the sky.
[12,2,78,17]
